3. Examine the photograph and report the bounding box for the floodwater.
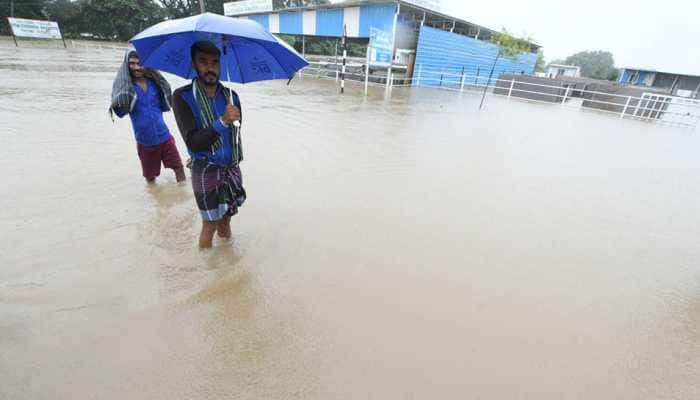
[1,43,699,400]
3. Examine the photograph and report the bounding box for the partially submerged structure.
[225,0,540,85]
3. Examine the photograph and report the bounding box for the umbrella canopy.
[130,13,308,84]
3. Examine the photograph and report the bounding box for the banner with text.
[224,0,273,16]
[368,28,394,67]
[8,17,62,40]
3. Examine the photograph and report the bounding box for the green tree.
[1,0,51,35]
[205,0,227,13]
[534,49,545,73]
[44,0,82,37]
[160,0,197,18]
[563,50,618,81]
[491,29,532,58]
[480,29,533,109]
[79,0,166,41]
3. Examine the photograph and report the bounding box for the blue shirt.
[177,84,242,167]
[120,79,172,146]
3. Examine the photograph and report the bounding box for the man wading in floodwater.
[110,50,186,183]
[172,41,246,249]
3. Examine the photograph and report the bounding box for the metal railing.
[298,62,700,130]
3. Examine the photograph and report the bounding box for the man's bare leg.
[199,221,218,249]
[174,166,186,182]
[217,216,231,239]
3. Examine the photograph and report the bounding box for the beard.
[200,71,218,85]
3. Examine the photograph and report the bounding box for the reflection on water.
[1,43,699,399]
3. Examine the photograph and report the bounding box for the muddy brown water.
[1,43,699,399]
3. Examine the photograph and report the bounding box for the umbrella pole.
[222,40,240,128]
[222,40,241,166]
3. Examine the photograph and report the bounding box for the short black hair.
[191,41,220,61]
[128,50,138,60]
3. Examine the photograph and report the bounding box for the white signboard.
[224,0,273,16]
[8,17,62,39]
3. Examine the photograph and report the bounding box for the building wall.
[677,76,700,92]
[652,72,676,89]
[359,4,396,37]
[248,14,269,30]
[238,3,396,38]
[636,71,649,86]
[316,8,344,37]
[279,11,303,34]
[621,68,646,85]
[413,26,537,87]
[546,66,579,78]
[620,69,631,83]
[621,69,700,98]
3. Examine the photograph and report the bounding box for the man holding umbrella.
[172,41,246,248]
[129,13,308,248]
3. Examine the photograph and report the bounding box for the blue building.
[619,67,700,99]
[225,0,540,87]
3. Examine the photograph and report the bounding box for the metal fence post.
[508,78,515,98]
[364,67,370,95]
[460,67,465,92]
[620,96,632,118]
[341,25,347,93]
[561,86,570,104]
[364,46,370,95]
[633,96,643,117]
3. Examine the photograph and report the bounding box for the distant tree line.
[549,50,620,81]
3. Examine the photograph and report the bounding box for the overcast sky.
[439,0,697,74]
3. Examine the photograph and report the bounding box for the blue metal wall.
[636,71,647,85]
[413,26,538,88]
[279,11,303,34]
[620,69,631,83]
[248,14,269,30]
[316,8,344,37]
[359,4,396,37]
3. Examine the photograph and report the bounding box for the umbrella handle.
[228,91,240,128]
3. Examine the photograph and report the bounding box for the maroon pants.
[136,137,183,180]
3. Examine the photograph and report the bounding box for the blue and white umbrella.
[130,12,308,84]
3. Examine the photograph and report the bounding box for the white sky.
[439,0,698,74]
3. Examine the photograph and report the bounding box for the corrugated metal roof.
[621,67,700,78]
[226,0,539,48]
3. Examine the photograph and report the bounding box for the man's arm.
[172,90,219,152]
